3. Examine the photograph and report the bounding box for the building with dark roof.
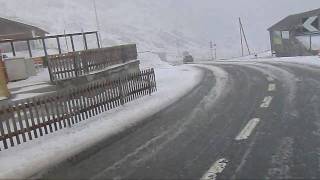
[0,17,48,53]
[268,8,320,57]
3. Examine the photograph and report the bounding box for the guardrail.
[0,68,156,151]
[47,44,138,82]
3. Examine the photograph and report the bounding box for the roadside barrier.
[0,68,156,151]
[47,44,137,82]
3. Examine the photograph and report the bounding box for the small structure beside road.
[0,17,48,53]
[268,8,320,57]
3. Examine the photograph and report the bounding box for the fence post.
[147,70,152,95]
[151,68,157,92]
[119,76,125,105]
[73,53,79,77]
[47,57,55,83]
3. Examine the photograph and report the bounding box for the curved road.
[35,62,320,179]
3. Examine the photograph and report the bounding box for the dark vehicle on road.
[183,51,194,63]
[183,55,194,63]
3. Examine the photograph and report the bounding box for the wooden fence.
[0,69,156,151]
[47,44,138,82]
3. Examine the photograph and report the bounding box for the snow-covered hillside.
[0,0,208,60]
[0,0,319,59]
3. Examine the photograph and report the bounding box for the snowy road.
[36,61,320,179]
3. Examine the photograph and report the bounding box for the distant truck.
[182,51,194,63]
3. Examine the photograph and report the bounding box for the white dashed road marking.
[201,158,229,180]
[260,96,273,108]
[268,83,276,92]
[235,118,260,141]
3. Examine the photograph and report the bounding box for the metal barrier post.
[83,33,88,50]
[27,40,33,58]
[96,32,101,48]
[10,42,16,57]
[0,53,10,99]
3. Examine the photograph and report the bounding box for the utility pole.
[239,17,251,56]
[93,0,103,47]
[239,19,244,56]
[214,43,217,60]
[210,41,214,61]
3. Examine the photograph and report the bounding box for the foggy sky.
[0,0,319,57]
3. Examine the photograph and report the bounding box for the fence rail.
[48,44,138,82]
[0,68,156,151]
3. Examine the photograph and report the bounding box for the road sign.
[303,16,319,32]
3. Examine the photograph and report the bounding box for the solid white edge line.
[201,158,229,180]
[235,118,260,141]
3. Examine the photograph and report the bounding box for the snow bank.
[232,55,320,68]
[271,56,320,67]
[7,69,50,89]
[0,53,203,179]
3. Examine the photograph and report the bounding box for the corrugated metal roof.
[268,8,320,31]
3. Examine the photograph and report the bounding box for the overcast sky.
[166,0,320,55]
[0,0,319,57]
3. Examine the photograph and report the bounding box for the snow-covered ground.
[1,0,320,178]
[264,56,320,66]
[0,53,203,179]
[230,54,320,67]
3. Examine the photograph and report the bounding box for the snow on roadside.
[270,56,320,67]
[192,64,230,103]
[7,69,50,89]
[0,53,203,179]
[205,53,320,69]
[227,55,320,70]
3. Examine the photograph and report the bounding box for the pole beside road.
[0,52,10,100]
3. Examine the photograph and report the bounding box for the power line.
[93,0,103,47]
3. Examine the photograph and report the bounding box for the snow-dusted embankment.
[0,53,203,179]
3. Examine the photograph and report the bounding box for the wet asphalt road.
[36,62,320,179]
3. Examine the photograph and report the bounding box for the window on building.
[281,31,290,39]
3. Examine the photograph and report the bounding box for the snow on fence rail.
[47,44,138,82]
[0,68,156,151]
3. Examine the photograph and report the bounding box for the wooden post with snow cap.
[0,51,10,100]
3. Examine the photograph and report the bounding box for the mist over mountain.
[0,0,319,59]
